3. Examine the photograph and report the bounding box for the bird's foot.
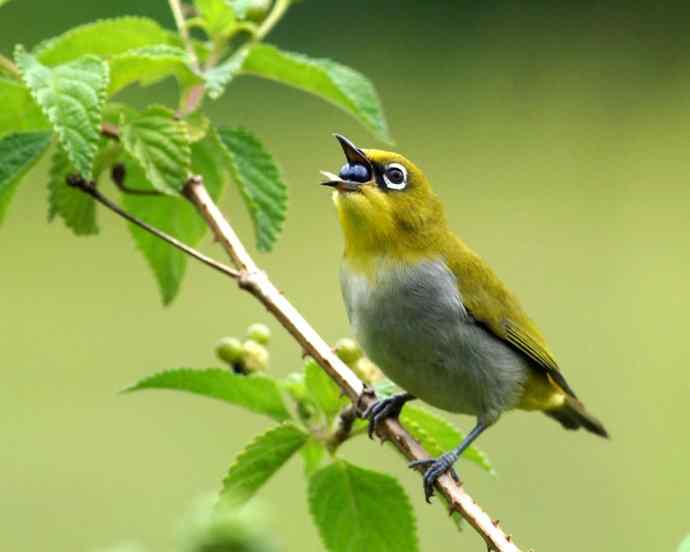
[408,452,460,503]
[361,393,413,439]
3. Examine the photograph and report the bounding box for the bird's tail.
[545,396,609,438]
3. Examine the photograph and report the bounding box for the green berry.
[244,0,272,22]
[216,337,243,364]
[335,338,362,364]
[242,339,269,372]
[247,323,271,345]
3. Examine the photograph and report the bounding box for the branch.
[182,178,522,552]
[69,168,521,550]
[66,176,239,281]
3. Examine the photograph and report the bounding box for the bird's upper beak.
[320,134,372,192]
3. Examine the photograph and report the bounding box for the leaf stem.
[256,0,291,41]
[67,175,239,280]
[168,0,200,70]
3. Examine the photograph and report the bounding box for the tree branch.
[182,178,522,552]
[69,167,521,550]
[66,175,239,281]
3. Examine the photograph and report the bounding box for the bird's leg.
[361,392,415,439]
[409,420,489,503]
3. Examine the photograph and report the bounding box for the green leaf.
[300,437,326,477]
[220,423,307,507]
[203,49,248,100]
[304,358,348,421]
[0,0,13,8]
[216,127,286,251]
[0,79,50,137]
[308,461,418,552]
[121,135,223,302]
[47,146,98,235]
[401,404,494,474]
[16,48,108,179]
[678,534,690,552]
[120,105,191,194]
[241,44,392,143]
[125,368,290,421]
[34,17,173,66]
[108,45,201,97]
[0,131,51,225]
[195,0,237,38]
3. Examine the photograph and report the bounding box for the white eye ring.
[383,163,407,190]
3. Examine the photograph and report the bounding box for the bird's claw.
[361,394,408,439]
[408,452,460,503]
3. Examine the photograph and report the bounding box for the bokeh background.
[2,1,689,551]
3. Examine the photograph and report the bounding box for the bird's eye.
[383,163,407,190]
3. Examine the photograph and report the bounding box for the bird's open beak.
[320,171,360,191]
[320,134,372,192]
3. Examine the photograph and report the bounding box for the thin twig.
[182,177,522,552]
[66,175,239,280]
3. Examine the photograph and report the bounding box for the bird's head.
[322,134,445,257]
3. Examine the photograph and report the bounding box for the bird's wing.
[446,240,577,399]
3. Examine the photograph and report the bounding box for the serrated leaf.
[121,135,224,302]
[108,45,201,97]
[300,437,326,477]
[220,423,307,507]
[47,146,98,235]
[401,404,493,474]
[204,49,247,99]
[0,131,51,225]
[34,17,173,66]
[125,368,290,421]
[0,78,50,137]
[241,44,392,143]
[304,358,348,421]
[16,48,108,179]
[195,0,237,38]
[120,105,191,194]
[216,127,286,251]
[308,461,418,552]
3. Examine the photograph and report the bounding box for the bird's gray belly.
[341,259,528,422]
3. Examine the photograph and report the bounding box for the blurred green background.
[2,1,689,550]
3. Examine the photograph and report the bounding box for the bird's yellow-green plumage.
[326,136,607,500]
[330,144,607,433]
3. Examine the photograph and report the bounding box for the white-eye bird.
[321,134,608,501]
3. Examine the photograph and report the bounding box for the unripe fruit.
[353,357,384,384]
[242,339,269,372]
[244,0,272,22]
[216,337,243,364]
[247,322,271,345]
[334,338,362,365]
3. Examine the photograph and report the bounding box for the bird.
[321,134,608,502]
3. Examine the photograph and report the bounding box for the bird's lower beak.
[320,171,361,192]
